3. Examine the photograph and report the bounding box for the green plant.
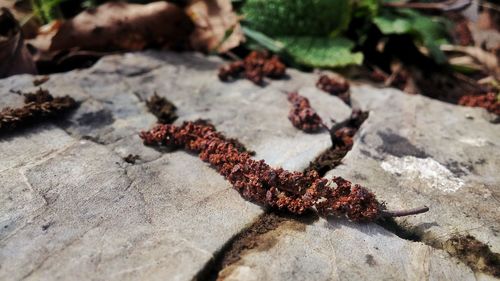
[373,8,450,63]
[241,0,361,68]
[239,0,452,68]
[31,0,66,23]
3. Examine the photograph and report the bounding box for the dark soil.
[145,93,178,124]
[218,213,288,268]
[123,154,140,164]
[194,210,318,281]
[376,217,423,242]
[443,235,500,278]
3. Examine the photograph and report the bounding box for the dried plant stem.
[381,206,429,218]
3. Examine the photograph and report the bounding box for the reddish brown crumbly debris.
[218,51,286,85]
[316,74,350,104]
[287,92,325,133]
[218,61,245,82]
[330,109,368,148]
[140,121,381,221]
[307,109,368,176]
[370,69,387,83]
[458,92,500,115]
[0,88,77,132]
[449,13,474,46]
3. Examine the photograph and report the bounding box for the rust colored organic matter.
[287,92,325,133]
[146,93,178,124]
[218,51,286,85]
[370,69,387,83]
[458,92,500,115]
[449,13,474,46]
[308,109,368,176]
[218,60,245,82]
[0,88,77,133]
[316,74,350,104]
[330,109,368,147]
[140,121,426,222]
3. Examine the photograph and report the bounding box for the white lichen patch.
[458,137,489,147]
[380,155,465,192]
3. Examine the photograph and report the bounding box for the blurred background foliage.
[25,0,451,68]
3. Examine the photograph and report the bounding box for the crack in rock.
[194,211,317,281]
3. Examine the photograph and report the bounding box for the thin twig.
[225,51,241,61]
[381,206,429,217]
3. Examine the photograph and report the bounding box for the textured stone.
[0,51,351,280]
[1,51,498,280]
[328,86,500,253]
[219,219,479,281]
[124,52,351,171]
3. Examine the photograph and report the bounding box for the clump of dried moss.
[287,92,325,133]
[0,88,77,133]
[459,92,500,116]
[146,93,178,124]
[316,74,350,104]
[218,51,286,85]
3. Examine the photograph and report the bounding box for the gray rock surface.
[328,86,500,253]
[0,51,348,280]
[0,51,498,280]
[219,219,479,281]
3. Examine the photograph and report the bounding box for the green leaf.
[31,0,66,23]
[241,0,352,37]
[352,0,380,19]
[374,9,450,63]
[242,26,286,53]
[277,36,363,68]
[373,16,412,34]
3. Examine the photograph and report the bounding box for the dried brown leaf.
[186,0,243,53]
[441,44,500,79]
[0,0,40,38]
[29,1,192,53]
[0,8,37,78]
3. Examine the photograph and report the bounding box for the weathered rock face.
[328,86,500,254]
[0,51,498,280]
[219,219,478,281]
[0,51,347,281]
